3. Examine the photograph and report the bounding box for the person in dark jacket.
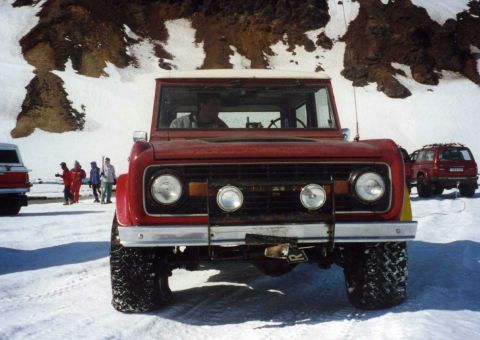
[55,162,73,205]
[89,161,101,203]
[70,161,86,203]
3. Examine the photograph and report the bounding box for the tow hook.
[244,234,309,263]
[264,243,309,263]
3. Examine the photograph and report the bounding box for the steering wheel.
[267,118,307,128]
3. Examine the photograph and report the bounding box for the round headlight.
[151,174,182,205]
[300,184,327,210]
[217,185,243,212]
[354,172,386,202]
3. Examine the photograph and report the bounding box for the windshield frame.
[150,78,343,140]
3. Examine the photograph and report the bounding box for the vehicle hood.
[151,137,391,161]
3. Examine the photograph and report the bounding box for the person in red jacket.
[70,161,86,203]
[55,162,73,205]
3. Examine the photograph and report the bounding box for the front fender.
[115,174,133,226]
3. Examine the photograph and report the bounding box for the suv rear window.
[0,150,19,164]
[439,148,473,161]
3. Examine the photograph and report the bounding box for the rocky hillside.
[9,0,480,137]
[343,0,480,98]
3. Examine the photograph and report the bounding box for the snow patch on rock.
[229,46,252,69]
[0,2,40,122]
[161,19,205,70]
[325,0,359,40]
[410,0,470,25]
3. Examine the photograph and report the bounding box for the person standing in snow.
[101,157,116,204]
[70,161,86,203]
[89,161,101,203]
[55,162,73,205]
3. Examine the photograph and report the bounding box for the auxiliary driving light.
[151,174,182,205]
[300,184,327,210]
[354,172,386,203]
[217,185,243,212]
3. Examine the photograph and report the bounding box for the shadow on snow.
[150,240,480,327]
[0,242,109,275]
[17,210,104,217]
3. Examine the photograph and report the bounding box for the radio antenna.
[340,1,360,141]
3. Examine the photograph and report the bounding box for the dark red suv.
[407,143,478,197]
[0,143,30,215]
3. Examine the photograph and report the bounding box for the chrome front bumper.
[118,221,417,247]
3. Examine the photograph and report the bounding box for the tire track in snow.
[337,310,365,340]
[0,261,108,307]
[165,264,263,324]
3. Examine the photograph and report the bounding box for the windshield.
[157,85,337,130]
[0,149,19,164]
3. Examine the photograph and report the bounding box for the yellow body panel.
[400,185,413,221]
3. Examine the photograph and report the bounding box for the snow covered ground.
[0,190,479,339]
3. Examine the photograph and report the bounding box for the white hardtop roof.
[0,143,18,150]
[156,69,330,80]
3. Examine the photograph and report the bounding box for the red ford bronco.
[0,143,30,215]
[110,70,417,312]
[408,143,478,197]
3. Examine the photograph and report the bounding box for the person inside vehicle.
[169,93,228,128]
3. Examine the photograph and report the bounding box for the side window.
[295,104,307,128]
[416,151,426,162]
[460,149,472,161]
[314,88,335,128]
[425,150,434,161]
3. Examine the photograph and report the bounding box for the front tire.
[110,215,173,312]
[417,175,431,198]
[0,202,21,216]
[342,242,407,310]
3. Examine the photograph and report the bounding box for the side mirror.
[133,131,148,142]
[341,128,350,141]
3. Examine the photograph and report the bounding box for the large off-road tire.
[342,242,407,310]
[417,175,431,198]
[0,202,21,216]
[459,184,476,197]
[254,259,297,277]
[110,216,173,313]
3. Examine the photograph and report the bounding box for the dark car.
[409,143,478,197]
